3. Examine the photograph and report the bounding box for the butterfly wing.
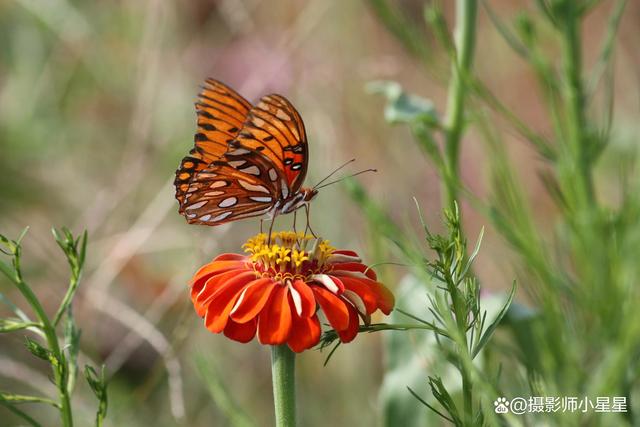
[179,164,278,225]
[175,79,251,205]
[233,94,309,194]
[177,84,310,226]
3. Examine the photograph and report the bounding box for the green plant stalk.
[0,261,74,427]
[443,0,477,209]
[270,345,296,427]
[560,3,594,210]
[446,276,473,425]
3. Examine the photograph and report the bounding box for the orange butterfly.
[174,79,318,226]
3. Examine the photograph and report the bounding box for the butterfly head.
[301,187,319,202]
[279,187,318,215]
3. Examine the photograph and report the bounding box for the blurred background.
[1,1,639,426]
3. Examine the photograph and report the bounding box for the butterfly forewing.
[175,79,251,205]
[234,94,308,193]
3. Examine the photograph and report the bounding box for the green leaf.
[0,391,60,408]
[0,318,40,333]
[367,80,440,126]
[0,400,42,427]
[24,337,53,362]
[85,365,108,427]
[428,376,462,426]
[472,281,517,358]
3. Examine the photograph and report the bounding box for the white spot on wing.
[276,109,291,121]
[209,181,227,189]
[290,126,300,140]
[186,201,207,210]
[199,214,212,221]
[211,211,233,222]
[252,117,265,127]
[281,180,289,199]
[196,173,217,178]
[249,196,273,203]
[241,165,261,176]
[268,168,278,182]
[226,148,250,156]
[204,191,224,197]
[228,160,246,168]
[238,180,270,193]
[218,197,237,208]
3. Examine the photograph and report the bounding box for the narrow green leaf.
[0,391,60,408]
[85,365,108,427]
[24,337,52,361]
[0,318,40,333]
[472,281,517,358]
[0,400,43,427]
[406,386,454,423]
[459,227,484,280]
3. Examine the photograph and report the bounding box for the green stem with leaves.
[270,345,296,427]
[443,0,477,209]
[559,2,594,210]
[3,270,73,427]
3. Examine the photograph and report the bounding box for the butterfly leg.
[267,215,277,245]
[293,210,298,236]
[260,219,264,234]
[304,204,317,238]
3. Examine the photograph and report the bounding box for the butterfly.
[174,79,318,226]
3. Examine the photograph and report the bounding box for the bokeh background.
[1,1,639,426]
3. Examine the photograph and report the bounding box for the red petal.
[312,286,350,331]
[213,253,247,262]
[190,260,247,294]
[223,318,257,343]
[330,262,377,280]
[229,278,276,323]
[290,279,316,317]
[335,276,394,315]
[193,269,247,316]
[337,301,360,343]
[333,276,379,314]
[258,286,292,345]
[287,314,321,353]
[203,272,257,333]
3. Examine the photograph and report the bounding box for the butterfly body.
[175,79,315,226]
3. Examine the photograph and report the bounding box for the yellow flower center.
[242,231,335,279]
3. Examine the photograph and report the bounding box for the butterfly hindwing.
[179,164,278,225]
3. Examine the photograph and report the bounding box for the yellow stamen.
[243,231,335,276]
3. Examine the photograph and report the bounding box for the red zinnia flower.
[189,232,395,352]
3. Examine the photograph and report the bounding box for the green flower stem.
[0,263,73,427]
[270,345,296,427]
[443,0,478,209]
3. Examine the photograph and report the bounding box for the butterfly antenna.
[312,158,356,189]
[315,168,377,189]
